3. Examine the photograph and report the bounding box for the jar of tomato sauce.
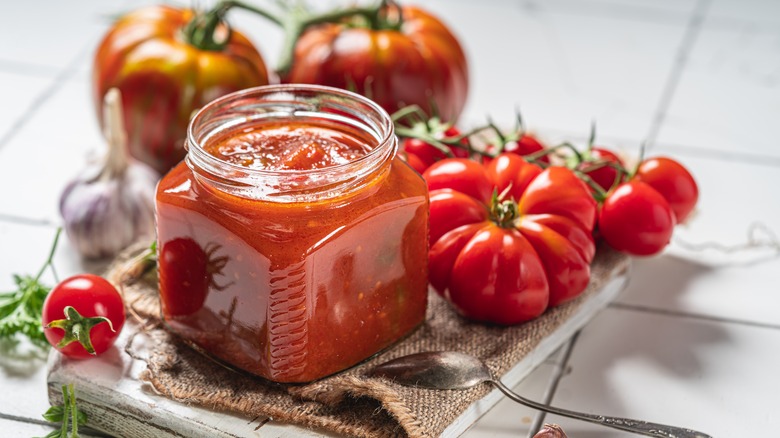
[155,85,429,383]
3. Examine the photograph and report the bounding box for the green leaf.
[42,405,65,423]
[0,228,61,350]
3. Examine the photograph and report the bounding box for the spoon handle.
[490,380,711,438]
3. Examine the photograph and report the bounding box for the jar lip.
[187,84,395,177]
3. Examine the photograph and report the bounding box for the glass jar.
[155,85,429,383]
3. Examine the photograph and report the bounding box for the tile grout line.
[0,214,56,227]
[644,0,711,150]
[609,302,780,331]
[0,43,92,152]
[0,412,51,427]
[525,330,580,437]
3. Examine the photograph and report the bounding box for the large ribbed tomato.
[93,5,270,174]
[425,154,597,325]
[282,5,468,122]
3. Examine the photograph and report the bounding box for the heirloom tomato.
[93,5,270,174]
[635,157,698,223]
[42,274,125,358]
[282,5,468,122]
[598,180,675,256]
[427,154,597,324]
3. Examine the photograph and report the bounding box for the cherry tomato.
[635,157,698,223]
[599,180,675,256]
[399,150,428,174]
[580,147,625,192]
[483,134,550,165]
[283,5,468,122]
[401,126,470,172]
[159,237,228,317]
[42,274,125,358]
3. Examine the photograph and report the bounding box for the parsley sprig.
[0,228,61,349]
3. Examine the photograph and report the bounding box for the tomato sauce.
[156,115,428,383]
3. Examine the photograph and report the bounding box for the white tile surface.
[0,1,128,72]
[614,152,780,325]
[0,418,104,438]
[654,13,780,158]
[0,76,104,224]
[0,72,53,143]
[420,0,689,142]
[546,308,778,436]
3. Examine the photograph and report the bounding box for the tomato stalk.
[213,0,405,76]
[488,189,520,228]
[182,3,237,51]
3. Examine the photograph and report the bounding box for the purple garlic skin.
[59,161,157,259]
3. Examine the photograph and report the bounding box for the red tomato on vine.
[598,180,675,256]
[635,157,699,223]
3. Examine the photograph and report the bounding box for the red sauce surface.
[205,123,373,170]
[156,119,428,383]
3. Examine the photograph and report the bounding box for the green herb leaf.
[0,229,61,350]
[42,405,65,423]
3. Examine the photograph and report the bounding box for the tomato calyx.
[45,306,116,355]
[489,188,520,228]
[203,242,231,289]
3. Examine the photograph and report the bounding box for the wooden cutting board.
[47,267,629,438]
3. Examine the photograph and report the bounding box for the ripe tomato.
[599,180,675,256]
[42,274,125,358]
[158,237,229,317]
[401,126,470,172]
[398,150,428,174]
[428,154,597,322]
[93,5,270,173]
[283,5,468,122]
[483,134,549,165]
[580,147,625,192]
[635,157,698,223]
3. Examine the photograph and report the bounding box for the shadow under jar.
[155,85,429,383]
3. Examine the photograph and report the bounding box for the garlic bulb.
[59,88,159,259]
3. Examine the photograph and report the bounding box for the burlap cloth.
[107,245,629,438]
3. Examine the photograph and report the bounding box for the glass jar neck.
[185,85,397,203]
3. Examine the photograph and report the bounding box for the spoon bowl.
[370,351,711,438]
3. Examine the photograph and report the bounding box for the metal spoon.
[369,351,711,438]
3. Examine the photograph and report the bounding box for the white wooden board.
[47,267,629,438]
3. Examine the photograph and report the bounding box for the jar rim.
[186,84,395,177]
